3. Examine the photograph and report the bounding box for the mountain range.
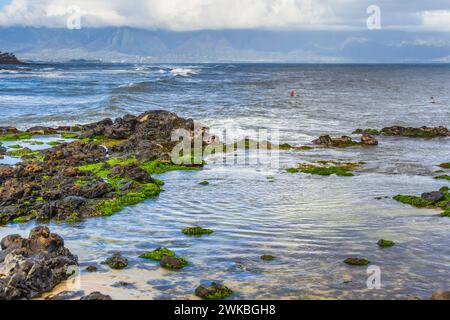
[1,27,449,63]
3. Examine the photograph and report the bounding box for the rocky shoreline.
[0,111,204,225]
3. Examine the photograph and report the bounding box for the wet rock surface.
[0,52,25,65]
[0,110,206,224]
[355,126,450,138]
[0,226,78,300]
[80,292,113,300]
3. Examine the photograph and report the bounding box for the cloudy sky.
[0,0,449,32]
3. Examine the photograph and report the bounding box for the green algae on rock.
[140,248,176,261]
[160,256,188,270]
[287,160,363,177]
[0,111,209,225]
[261,255,276,261]
[198,181,210,186]
[378,239,395,248]
[394,188,450,217]
[195,282,233,300]
[182,226,214,236]
[344,258,370,266]
[103,253,129,270]
[353,128,381,135]
[439,163,450,169]
[435,175,450,181]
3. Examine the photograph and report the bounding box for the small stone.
[261,255,275,261]
[344,257,370,266]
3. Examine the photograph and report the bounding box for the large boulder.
[421,191,445,204]
[0,226,78,300]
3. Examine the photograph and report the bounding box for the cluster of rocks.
[0,227,78,300]
[0,51,25,65]
[313,133,378,148]
[354,126,450,139]
[0,111,206,224]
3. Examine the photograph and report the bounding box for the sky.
[0,0,449,32]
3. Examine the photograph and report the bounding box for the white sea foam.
[170,68,197,77]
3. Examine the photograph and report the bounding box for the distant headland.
[0,51,26,65]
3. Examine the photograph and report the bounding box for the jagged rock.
[103,252,128,270]
[0,226,78,300]
[80,292,112,300]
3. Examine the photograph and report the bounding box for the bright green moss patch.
[60,132,79,139]
[140,248,176,261]
[12,216,30,224]
[393,195,433,208]
[47,141,62,146]
[182,226,214,236]
[28,140,45,145]
[198,181,210,186]
[288,160,362,177]
[140,160,200,175]
[7,148,39,158]
[78,162,110,178]
[0,132,32,141]
[8,144,22,149]
[378,239,395,248]
[442,209,450,217]
[344,258,370,266]
[435,175,450,181]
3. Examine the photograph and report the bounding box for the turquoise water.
[1,63,450,299]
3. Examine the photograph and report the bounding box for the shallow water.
[1,63,450,300]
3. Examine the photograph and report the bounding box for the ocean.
[1,62,450,299]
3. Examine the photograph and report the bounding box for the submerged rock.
[261,255,276,261]
[378,239,395,248]
[0,52,25,65]
[0,226,78,300]
[361,133,378,146]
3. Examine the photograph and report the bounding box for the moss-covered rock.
[261,255,276,261]
[439,163,450,169]
[182,226,214,236]
[435,175,450,181]
[378,239,395,248]
[139,248,176,261]
[344,258,370,266]
[393,195,434,208]
[195,282,233,300]
[198,181,210,186]
[160,256,188,270]
[394,188,450,217]
[103,253,128,270]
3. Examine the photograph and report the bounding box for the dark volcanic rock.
[80,292,112,300]
[0,110,208,224]
[421,191,445,204]
[0,226,78,300]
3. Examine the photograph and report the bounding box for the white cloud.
[422,10,450,32]
[0,0,350,30]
